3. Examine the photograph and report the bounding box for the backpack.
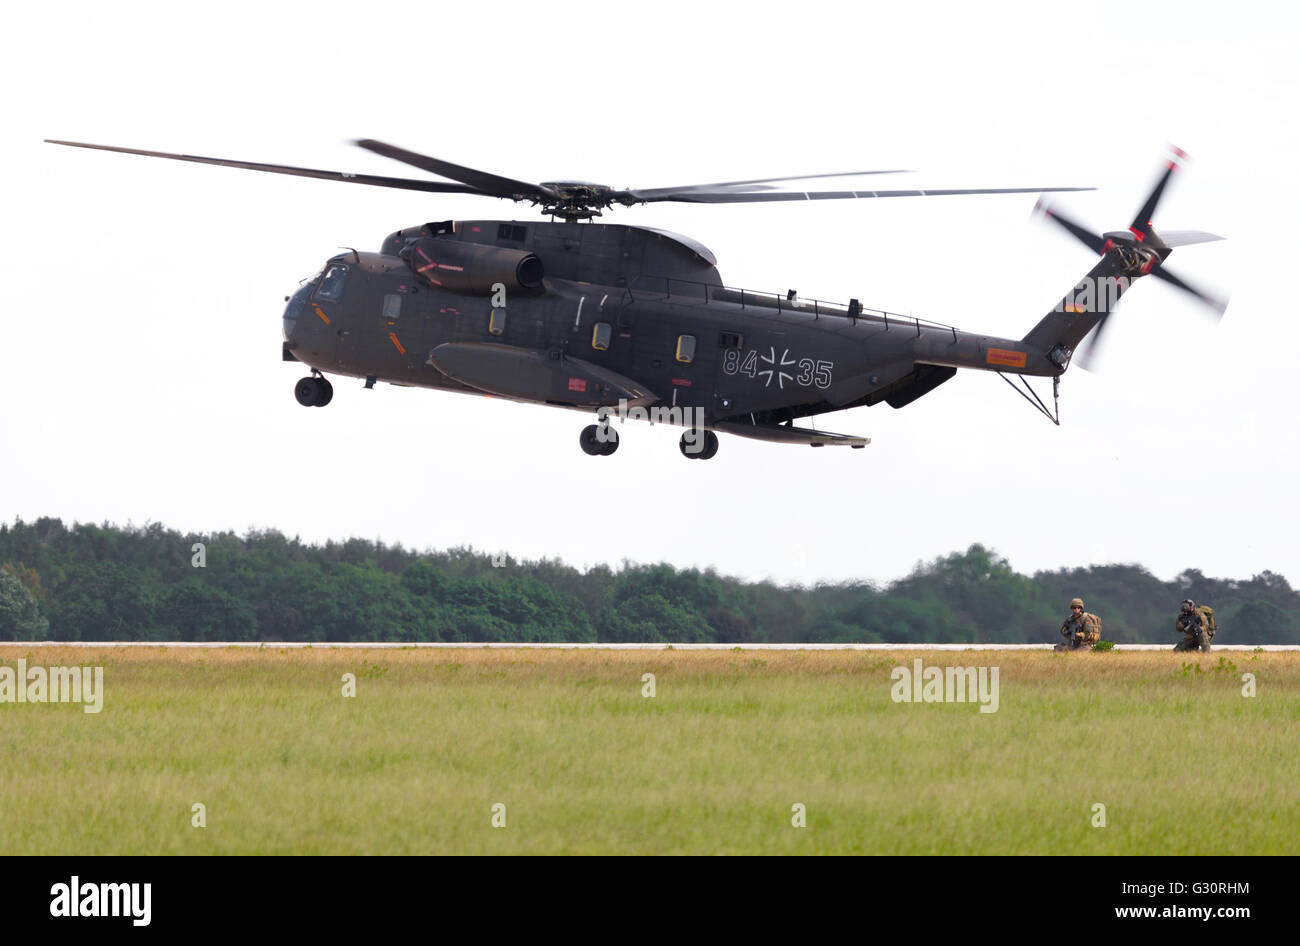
[1082,612,1102,643]
[1197,605,1216,639]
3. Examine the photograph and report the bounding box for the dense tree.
[47,561,160,640]
[599,592,712,643]
[1223,600,1294,645]
[2,519,1298,644]
[156,579,259,641]
[0,568,48,639]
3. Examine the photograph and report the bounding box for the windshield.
[314,264,349,302]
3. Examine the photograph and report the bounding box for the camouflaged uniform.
[1174,605,1213,652]
[1055,598,1102,651]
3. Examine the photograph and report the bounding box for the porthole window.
[489,309,507,336]
[592,322,612,351]
[676,334,697,364]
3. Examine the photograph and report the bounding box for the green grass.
[2,647,1297,854]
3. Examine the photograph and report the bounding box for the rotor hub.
[538,181,618,221]
[1116,243,1162,277]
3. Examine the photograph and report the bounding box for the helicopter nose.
[283,282,313,341]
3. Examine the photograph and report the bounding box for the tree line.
[2,517,1297,644]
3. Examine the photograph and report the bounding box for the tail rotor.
[1035,147,1229,370]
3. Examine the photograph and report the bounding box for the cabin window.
[719,331,743,349]
[489,309,507,336]
[382,293,402,321]
[676,334,697,364]
[497,224,527,242]
[592,322,612,351]
[314,265,348,302]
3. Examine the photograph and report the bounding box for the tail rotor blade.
[1130,145,1188,239]
[1036,199,1107,254]
[1153,266,1229,318]
[1073,316,1110,373]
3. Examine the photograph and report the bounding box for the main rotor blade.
[1036,200,1107,254]
[628,170,912,200]
[44,139,489,195]
[1153,266,1229,317]
[634,185,1093,205]
[354,139,555,201]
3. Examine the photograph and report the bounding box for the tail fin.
[1020,252,1138,367]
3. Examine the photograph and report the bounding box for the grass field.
[2,646,1297,855]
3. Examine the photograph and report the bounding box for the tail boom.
[1020,253,1140,367]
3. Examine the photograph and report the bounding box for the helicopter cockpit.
[283,262,350,340]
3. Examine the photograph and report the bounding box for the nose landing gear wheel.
[294,377,319,406]
[580,424,618,456]
[295,376,333,407]
[679,430,719,460]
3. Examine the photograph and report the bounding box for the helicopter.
[44,139,1227,460]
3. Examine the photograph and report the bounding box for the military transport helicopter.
[45,139,1226,460]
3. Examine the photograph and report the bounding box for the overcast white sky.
[3,0,1297,589]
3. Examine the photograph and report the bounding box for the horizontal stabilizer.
[428,343,658,408]
[1158,229,1225,248]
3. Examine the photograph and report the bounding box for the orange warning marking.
[388,332,406,355]
[313,304,331,325]
[1063,303,1087,313]
[987,347,1027,368]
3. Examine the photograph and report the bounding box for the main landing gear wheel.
[679,430,719,460]
[294,376,333,407]
[579,424,619,456]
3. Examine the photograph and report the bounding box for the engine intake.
[402,237,544,294]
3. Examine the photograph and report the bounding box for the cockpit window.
[284,281,313,322]
[314,265,349,302]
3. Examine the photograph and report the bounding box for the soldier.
[1055,597,1102,651]
[1174,599,1213,652]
